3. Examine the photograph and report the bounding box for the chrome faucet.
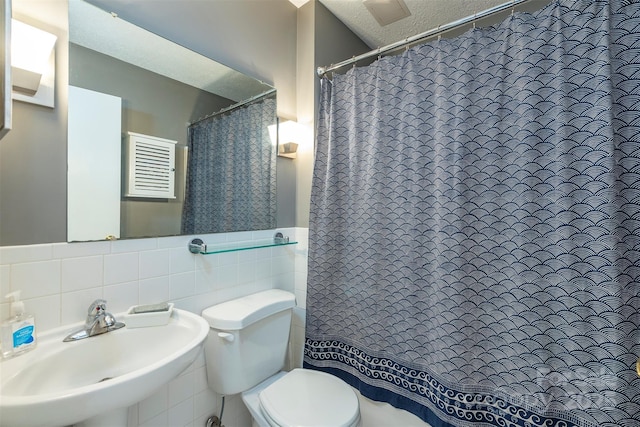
[63,299,125,342]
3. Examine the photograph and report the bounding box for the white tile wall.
[0,228,308,427]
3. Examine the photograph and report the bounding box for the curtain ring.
[473,12,477,29]
[511,0,515,16]
[377,47,381,60]
[437,24,442,41]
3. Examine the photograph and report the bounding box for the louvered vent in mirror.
[125,132,177,199]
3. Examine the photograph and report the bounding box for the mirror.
[67,0,277,242]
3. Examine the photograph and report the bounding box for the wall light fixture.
[276,120,304,159]
[11,19,56,107]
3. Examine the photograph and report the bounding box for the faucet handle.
[87,299,107,316]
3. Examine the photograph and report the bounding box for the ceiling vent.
[362,0,412,27]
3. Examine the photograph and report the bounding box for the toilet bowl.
[201,289,361,427]
[243,369,360,427]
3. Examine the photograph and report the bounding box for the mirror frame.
[0,0,11,139]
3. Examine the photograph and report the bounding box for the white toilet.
[201,289,361,427]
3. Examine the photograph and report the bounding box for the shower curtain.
[305,1,640,426]
[181,96,276,234]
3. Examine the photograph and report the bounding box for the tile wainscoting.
[0,228,309,427]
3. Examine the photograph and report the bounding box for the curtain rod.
[317,0,530,78]
[189,88,276,127]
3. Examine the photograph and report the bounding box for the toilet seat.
[258,369,360,427]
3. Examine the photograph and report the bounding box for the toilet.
[201,289,360,427]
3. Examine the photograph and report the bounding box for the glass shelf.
[190,238,298,255]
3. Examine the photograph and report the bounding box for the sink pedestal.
[74,407,128,427]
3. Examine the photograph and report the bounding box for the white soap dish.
[124,303,174,328]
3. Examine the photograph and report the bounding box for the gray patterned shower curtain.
[181,97,277,234]
[305,1,640,426]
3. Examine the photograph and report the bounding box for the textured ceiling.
[318,0,538,48]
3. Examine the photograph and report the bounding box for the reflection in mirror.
[67,0,277,242]
[182,92,277,234]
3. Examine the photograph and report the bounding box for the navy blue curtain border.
[305,339,583,427]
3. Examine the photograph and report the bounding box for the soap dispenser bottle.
[1,291,37,358]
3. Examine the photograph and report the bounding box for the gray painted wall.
[0,5,68,246]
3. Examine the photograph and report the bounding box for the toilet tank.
[201,289,296,395]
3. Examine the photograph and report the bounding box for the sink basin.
[0,308,209,427]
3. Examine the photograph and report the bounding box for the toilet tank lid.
[201,289,295,330]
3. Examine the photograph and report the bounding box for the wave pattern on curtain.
[305,1,640,426]
[181,97,277,234]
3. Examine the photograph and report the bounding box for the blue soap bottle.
[1,291,37,358]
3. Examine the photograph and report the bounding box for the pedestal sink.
[0,308,209,427]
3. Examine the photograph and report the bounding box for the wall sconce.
[276,120,305,159]
[11,19,56,107]
[268,119,311,159]
[279,141,298,159]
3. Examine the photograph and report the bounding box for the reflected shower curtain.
[182,97,276,234]
[305,1,640,426]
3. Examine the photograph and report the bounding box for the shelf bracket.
[188,238,206,254]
